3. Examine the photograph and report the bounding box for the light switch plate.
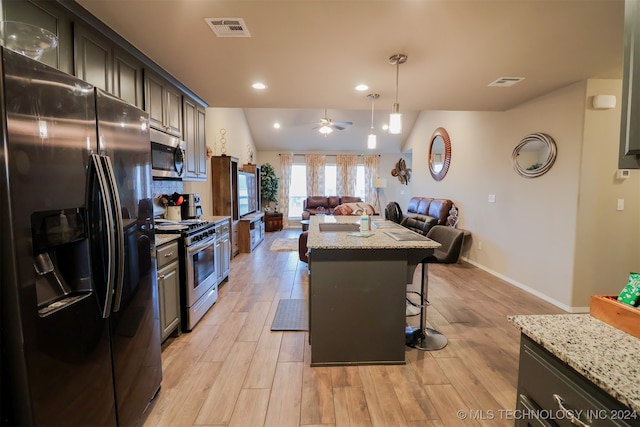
[488,194,496,203]
[617,199,624,211]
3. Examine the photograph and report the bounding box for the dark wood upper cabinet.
[73,22,145,109]
[74,22,112,92]
[144,69,183,138]
[113,47,144,109]
[183,95,207,181]
[2,0,73,73]
[619,0,640,169]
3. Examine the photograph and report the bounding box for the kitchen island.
[306,215,440,366]
[509,314,640,425]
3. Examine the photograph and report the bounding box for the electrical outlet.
[488,194,496,203]
[617,199,624,211]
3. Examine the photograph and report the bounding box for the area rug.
[271,299,308,331]
[269,237,298,252]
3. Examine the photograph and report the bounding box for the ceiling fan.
[313,109,353,135]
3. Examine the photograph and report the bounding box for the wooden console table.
[238,212,265,253]
[264,212,283,232]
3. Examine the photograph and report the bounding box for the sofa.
[301,196,362,219]
[400,197,455,236]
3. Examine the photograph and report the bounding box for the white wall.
[403,80,640,311]
[572,79,640,308]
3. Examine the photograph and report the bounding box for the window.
[288,164,307,218]
[287,162,368,219]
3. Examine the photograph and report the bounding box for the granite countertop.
[307,215,441,250]
[201,215,231,225]
[156,233,180,247]
[509,314,640,413]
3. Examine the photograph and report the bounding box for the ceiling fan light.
[367,132,377,149]
[319,125,333,135]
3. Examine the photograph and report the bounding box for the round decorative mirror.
[429,127,451,181]
[512,133,557,178]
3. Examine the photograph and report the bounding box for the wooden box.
[590,294,640,339]
[265,212,283,232]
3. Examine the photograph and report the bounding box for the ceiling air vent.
[205,18,251,37]
[488,77,525,88]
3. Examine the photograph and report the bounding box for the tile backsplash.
[152,179,183,197]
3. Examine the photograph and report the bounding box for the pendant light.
[388,53,407,135]
[367,93,379,149]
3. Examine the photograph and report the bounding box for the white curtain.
[336,154,358,196]
[279,153,293,228]
[363,155,379,207]
[305,154,326,196]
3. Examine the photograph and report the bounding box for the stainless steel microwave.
[150,128,185,179]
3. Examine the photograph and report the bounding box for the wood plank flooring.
[142,228,564,427]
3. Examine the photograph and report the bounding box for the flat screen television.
[237,171,257,217]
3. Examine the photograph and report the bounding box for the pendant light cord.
[370,96,375,129]
[395,62,399,104]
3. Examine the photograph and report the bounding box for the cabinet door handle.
[164,252,174,257]
[553,394,590,427]
[159,274,166,280]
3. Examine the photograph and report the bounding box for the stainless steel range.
[155,219,218,331]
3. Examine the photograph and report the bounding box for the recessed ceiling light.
[273,122,281,129]
[355,84,369,91]
[382,124,389,131]
[252,82,267,90]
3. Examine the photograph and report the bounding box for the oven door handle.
[187,234,216,254]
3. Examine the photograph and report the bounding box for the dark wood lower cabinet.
[515,335,636,427]
[157,241,181,342]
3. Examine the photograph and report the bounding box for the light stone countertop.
[509,314,640,414]
[201,215,232,226]
[155,233,180,247]
[307,215,441,250]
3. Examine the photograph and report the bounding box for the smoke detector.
[488,77,525,88]
[205,18,251,37]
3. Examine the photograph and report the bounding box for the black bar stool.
[405,225,465,351]
[406,260,447,350]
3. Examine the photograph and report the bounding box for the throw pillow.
[333,202,375,216]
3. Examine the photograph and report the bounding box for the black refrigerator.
[0,47,162,425]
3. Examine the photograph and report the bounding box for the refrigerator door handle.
[101,155,125,313]
[90,154,116,318]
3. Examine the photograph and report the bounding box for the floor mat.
[271,299,308,331]
[269,238,298,252]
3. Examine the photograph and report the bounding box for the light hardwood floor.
[143,228,564,427]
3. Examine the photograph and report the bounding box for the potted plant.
[260,163,279,210]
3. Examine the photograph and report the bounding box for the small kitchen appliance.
[181,193,203,219]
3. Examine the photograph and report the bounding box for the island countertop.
[509,314,640,414]
[307,215,441,250]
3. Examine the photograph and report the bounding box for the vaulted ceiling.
[77,0,625,153]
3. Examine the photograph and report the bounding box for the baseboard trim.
[460,256,588,314]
